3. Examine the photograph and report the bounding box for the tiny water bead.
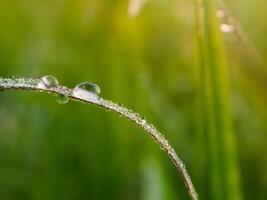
[38,75,59,89]
[220,23,234,33]
[128,0,146,18]
[216,9,225,18]
[73,82,101,103]
[56,94,69,104]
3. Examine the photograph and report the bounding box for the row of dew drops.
[37,75,101,104]
[2,75,159,141]
[37,76,172,152]
[2,75,186,175]
[38,76,172,152]
[217,9,235,33]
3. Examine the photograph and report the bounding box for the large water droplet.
[220,23,234,33]
[73,82,101,103]
[56,94,69,104]
[38,75,59,89]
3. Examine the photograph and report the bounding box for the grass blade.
[194,0,242,199]
[0,77,198,200]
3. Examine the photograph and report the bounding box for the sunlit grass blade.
[194,0,242,199]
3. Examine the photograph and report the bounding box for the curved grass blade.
[0,77,198,200]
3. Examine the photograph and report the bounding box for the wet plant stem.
[0,77,198,200]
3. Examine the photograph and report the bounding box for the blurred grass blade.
[194,0,242,199]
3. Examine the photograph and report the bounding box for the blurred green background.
[0,0,267,199]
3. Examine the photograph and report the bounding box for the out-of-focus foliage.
[0,0,266,199]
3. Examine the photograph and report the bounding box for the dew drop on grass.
[38,75,59,89]
[56,94,69,104]
[73,82,101,103]
[220,23,234,33]
[128,0,146,18]
[216,9,225,18]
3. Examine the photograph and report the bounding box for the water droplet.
[220,23,234,33]
[180,163,185,169]
[216,9,225,18]
[128,0,146,18]
[56,94,69,104]
[38,75,59,89]
[73,82,101,103]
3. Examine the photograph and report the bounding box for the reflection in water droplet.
[38,75,59,89]
[73,82,101,103]
[220,23,234,33]
[57,94,69,104]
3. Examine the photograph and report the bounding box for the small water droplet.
[181,163,185,169]
[38,75,59,89]
[216,9,225,18]
[128,0,146,18]
[56,94,69,104]
[220,23,234,33]
[73,82,101,103]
